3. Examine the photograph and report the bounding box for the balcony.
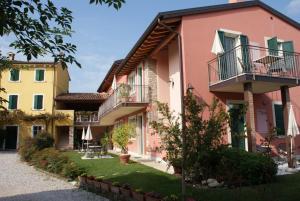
[208,45,300,93]
[98,85,149,126]
[75,111,99,125]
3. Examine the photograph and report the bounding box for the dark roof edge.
[159,0,300,29]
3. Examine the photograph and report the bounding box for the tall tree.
[0,0,125,68]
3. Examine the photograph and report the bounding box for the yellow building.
[0,52,74,150]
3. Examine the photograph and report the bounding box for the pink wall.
[180,6,300,153]
[156,49,170,105]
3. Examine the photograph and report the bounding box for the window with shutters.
[8,95,18,110]
[9,69,20,82]
[33,94,44,110]
[273,103,285,136]
[35,69,45,82]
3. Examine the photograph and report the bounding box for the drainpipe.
[157,18,186,201]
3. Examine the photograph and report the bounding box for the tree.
[0,0,125,68]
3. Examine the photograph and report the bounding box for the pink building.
[97,0,300,160]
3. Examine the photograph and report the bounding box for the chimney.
[7,52,15,61]
[229,0,246,3]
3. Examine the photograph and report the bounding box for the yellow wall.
[0,62,71,145]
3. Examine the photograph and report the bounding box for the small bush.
[62,161,85,180]
[200,148,277,186]
[32,148,68,174]
[34,132,54,150]
[19,136,37,162]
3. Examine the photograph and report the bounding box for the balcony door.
[136,114,144,155]
[137,66,143,102]
[221,36,238,80]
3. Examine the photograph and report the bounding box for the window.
[32,125,43,137]
[10,69,20,81]
[8,95,18,110]
[33,95,43,110]
[273,103,285,136]
[128,71,136,94]
[35,69,45,81]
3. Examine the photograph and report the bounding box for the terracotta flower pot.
[132,191,145,201]
[111,185,120,195]
[120,187,132,198]
[86,176,95,191]
[119,154,131,164]
[145,192,162,201]
[78,176,87,188]
[100,181,111,193]
[173,165,182,175]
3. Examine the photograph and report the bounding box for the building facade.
[0,53,73,150]
[97,1,300,160]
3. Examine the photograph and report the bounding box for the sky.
[0,0,299,92]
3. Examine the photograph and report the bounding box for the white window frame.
[31,125,44,138]
[7,94,19,110]
[34,68,46,82]
[127,70,136,95]
[32,94,44,111]
[8,69,21,82]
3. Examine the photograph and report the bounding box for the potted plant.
[120,183,132,198]
[170,158,182,175]
[78,173,88,188]
[162,194,179,201]
[94,177,103,192]
[118,83,131,102]
[132,188,145,201]
[112,123,136,164]
[86,176,95,192]
[111,181,121,195]
[145,192,163,201]
[100,133,110,155]
[100,180,111,193]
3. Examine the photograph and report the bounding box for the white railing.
[75,111,99,123]
[98,84,149,118]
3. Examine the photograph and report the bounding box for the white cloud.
[287,0,300,15]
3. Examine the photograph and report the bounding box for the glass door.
[136,115,144,155]
[229,103,246,150]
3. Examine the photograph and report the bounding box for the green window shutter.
[35,69,45,81]
[282,41,295,70]
[34,95,43,109]
[240,35,251,72]
[8,95,18,109]
[267,37,278,56]
[274,104,285,136]
[10,69,20,81]
[218,31,225,48]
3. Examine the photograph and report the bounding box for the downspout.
[157,18,186,201]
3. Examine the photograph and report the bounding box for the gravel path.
[0,152,108,201]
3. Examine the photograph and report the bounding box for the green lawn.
[65,151,300,201]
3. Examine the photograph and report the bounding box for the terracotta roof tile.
[55,93,107,102]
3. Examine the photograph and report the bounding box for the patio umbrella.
[287,105,300,157]
[112,75,117,90]
[211,30,224,55]
[81,127,86,151]
[85,124,93,150]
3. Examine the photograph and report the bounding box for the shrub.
[112,124,135,154]
[201,147,278,186]
[32,148,68,174]
[34,132,54,150]
[19,136,37,162]
[62,161,85,180]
